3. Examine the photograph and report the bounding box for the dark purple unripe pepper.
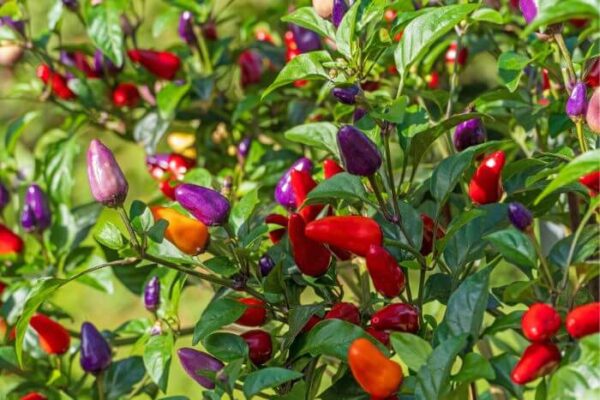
[0,182,9,212]
[62,0,78,10]
[144,276,160,311]
[80,322,112,375]
[274,157,314,209]
[508,202,533,231]
[453,118,486,151]
[175,184,231,226]
[331,85,360,105]
[21,184,51,233]
[289,24,321,53]
[177,348,225,389]
[337,125,382,176]
[353,107,367,122]
[566,82,588,118]
[259,254,275,276]
[178,11,197,45]
[332,0,348,28]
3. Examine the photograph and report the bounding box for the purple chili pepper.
[353,107,367,122]
[332,0,348,28]
[289,24,321,53]
[80,322,112,375]
[87,139,129,208]
[0,17,25,36]
[146,153,170,170]
[259,254,275,276]
[177,348,225,389]
[0,182,9,212]
[566,82,588,118]
[144,276,160,312]
[453,118,486,151]
[21,184,51,233]
[175,184,231,226]
[237,137,252,160]
[274,157,314,209]
[508,202,533,231]
[519,0,537,24]
[337,125,382,176]
[62,0,79,11]
[178,11,198,45]
[331,85,360,105]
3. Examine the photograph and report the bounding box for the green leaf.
[243,368,303,399]
[548,363,600,399]
[48,0,63,30]
[489,354,523,399]
[483,310,524,335]
[282,304,323,353]
[498,52,530,92]
[548,226,599,273]
[143,333,174,392]
[394,4,478,76]
[43,134,80,205]
[262,51,332,99]
[104,356,146,400]
[390,333,432,372]
[134,112,170,154]
[84,1,124,66]
[157,82,190,119]
[414,335,468,400]
[429,146,476,203]
[192,298,246,344]
[335,0,360,59]
[535,150,600,204]
[305,172,367,205]
[203,256,238,277]
[284,122,340,157]
[2,111,38,156]
[230,188,259,235]
[486,228,537,269]
[130,200,154,233]
[95,222,125,250]
[203,332,248,362]
[471,8,503,24]
[282,7,335,38]
[522,0,600,36]
[454,353,496,383]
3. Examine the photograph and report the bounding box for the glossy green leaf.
[282,7,335,38]
[84,1,124,66]
[104,356,146,400]
[203,332,248,362]
[522,0,600,36]
[335,0,360,59]
[192,298,246,344]
[390,332,432,372]
[95,222,125,250]
[243,368,303,399]
[284,122,340,157]
[454,352,496,383]
[134,112,170,154]
[157,82,190,119]
[230,188,259,235]
[143,333,174,392]
[305,172,367,205]
[471,8,503,24]
[498,52,530,92]
[486,228,537,269]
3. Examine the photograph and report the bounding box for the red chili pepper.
[20,393,47,400]
[112,83,140,108]
[288,213,331,276]
[585,58,599,88]
[36,64,52,83]
[71,52,100,78]
[445,42,468,66]
[521,303,561,342]
[425,71,440,89]
[579,171,600,196]
[128,49,181,80]
[370,303,419,333]
[37,64,75,100]
[420,214,445,256]
[29,314,71,355]
[302,315,323,333]
[168,153,196,180]
[241,329,272,365]
[265,213,288,244]
[566,302,600,339]
[365,245,405,298]
[0,223,24,255]
[325,302,361,325]
[323,159,344,179]
[291,169,323,222]
[348,338,403,398]
[159,179,178,200]
[366,326,390,347]
[468,151,505,205]
[541,68,551,91]
[304,216,383,257]
[236,298,267,327]
[511,342,561,385]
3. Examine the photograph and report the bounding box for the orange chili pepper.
[151,206,209,255]
[348,338,403,398]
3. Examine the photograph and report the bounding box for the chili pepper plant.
[0,0,599,399]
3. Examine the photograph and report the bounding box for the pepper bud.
[521,303,561,342]
[325,302,361,325]
[80,322,112,375]
[30,314,70,355]
[175,183,230,226]
[144,276,160,312]
[565,302,600,338]
[0,223,24,255]
[331,85,360,105]
[337,125,382,176]
[468,151,505,205]
[274,157,313,209]
[586,87,600,133]
[177,348,225,389]
[508,202,533,231]
[566,82,588,118]
[259,254,275,276]
[518,0,538,23]
[237,137,252,161]
[127,49,181,80]
[241,329,272,365]
[348,338,403,398]
[112,83,140,108]
[178,11,197,45]
[235,298,267,327]
[305,216,383,257]
[332,0,348,28]
[453,118,486,151]
[366,245,405,298]
[87,139,129,207]
[151,206,210,255]
[579,171,600,196]
[0,182,10,212]
[370,303,419,333]
[511,342,560,384]
[21,185,51,233]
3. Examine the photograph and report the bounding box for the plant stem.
[118,206,142,252]
[575,120,588,153]
[528,231,555,292]
[367,175,393,220]
[553,33,577,83]
[97,372,106,400]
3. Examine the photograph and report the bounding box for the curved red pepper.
[566,302,600,339]
[325,302,361,325]
[521,303,561,342]
[291,169,323,222]
[304,216,383,257]
[420,214,445,256]
[0,223,24,255]
[579,171,600,196]
[128,49,181,80]
[29,314,71,355]
[366,326,390,347]
[323,159,344,179]
[236,298,267,327]
[266,213,288,244]
[370,303,419,333]
[241,329,272,365]
[288,213,331,276]
[468,151,505,205]
[365,245,405,298]
[511,342,561,385]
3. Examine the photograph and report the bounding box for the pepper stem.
[575,120,588,153]
[97,372,105,400]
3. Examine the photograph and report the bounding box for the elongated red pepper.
[235,298,267,327]
[511,342,561,385]
[420,214,445,256]
[0,223,24,255]
[128,49,181,80]
[348,338,403,398]
[265,213,288,244]
[288,213,331,276]
[323,159,344,179]
[365,245,405,298]
[370,303,419,333]
[325,302,360,325]
[291,169,323,222]
[29,314,71,355]
[468,151,505,205]
[304,216,382,257]
[37,64,75,100]
[521,303,561,342]
[579,171,600,196]
[566,302,600,339]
